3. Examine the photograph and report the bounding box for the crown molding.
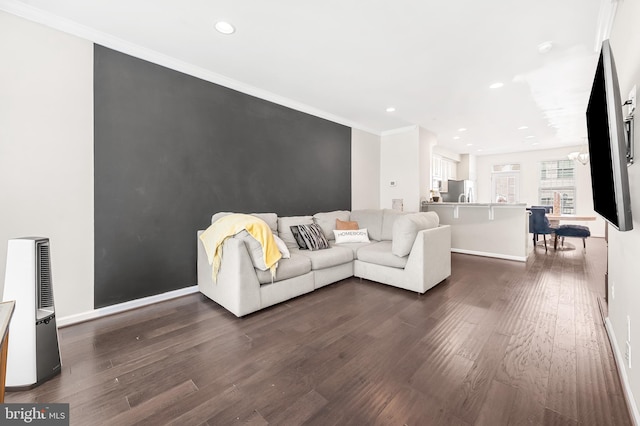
[594,0,619,51]
[380,125,419,137]
[0,0,381,135]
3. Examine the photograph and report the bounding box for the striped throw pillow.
[296,224,330,251]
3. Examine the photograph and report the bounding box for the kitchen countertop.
[421,202,529,262]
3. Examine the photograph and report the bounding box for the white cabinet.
[432,156,442,179]
[443,159,456,181]
[432,155,457,192]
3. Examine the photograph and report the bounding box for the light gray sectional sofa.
[197,209,451,317]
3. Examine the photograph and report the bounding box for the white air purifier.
[3,237,61,389]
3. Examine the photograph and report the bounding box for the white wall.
[0,11,94,317]
[458,153,477,181]
[476,146,605,237]
[351,128,381,210]
[379,126,437,212]
[0,11,387,320]
[419,128,437,203]
[607,2,640,420]
[380,126,420,211]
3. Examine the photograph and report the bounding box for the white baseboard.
[56,285,199,327]
[451,248,527,262]
[604,317,640,424]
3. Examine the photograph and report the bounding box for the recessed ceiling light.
[518,126,528,130]
[489,82,504,89]
[525,135,535,139]
[458,127,467,132]
[386,107,396,113]
[215,21,236,35]
[453,136,461,140]
[466,143,473,146]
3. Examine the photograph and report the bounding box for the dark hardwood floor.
[6,238,632,425]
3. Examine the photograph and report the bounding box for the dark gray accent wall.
[94,45,351,309]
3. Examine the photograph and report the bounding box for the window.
[539,160,576,214]
[491,164,520,203]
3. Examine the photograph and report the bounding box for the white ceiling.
[2,0,613,155]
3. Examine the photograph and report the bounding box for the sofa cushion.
[252,213,278,234]
[392,212,440,257]
[293,245,354,270]
[313,211,351,240]
[357,241,408,269]
[212,212,278,234]
[278,216,314,249]
[330,240,372,256]
[350,210,384,241]
[381,209,408,240]
[255,253,312,284]
[211,212,231,224]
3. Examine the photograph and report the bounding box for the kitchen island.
[422,202,529,261]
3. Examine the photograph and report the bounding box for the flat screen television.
[586,39,633,231]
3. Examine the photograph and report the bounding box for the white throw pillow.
[333,229,370,244]
[272,235,290,259]
[234,230,268,271]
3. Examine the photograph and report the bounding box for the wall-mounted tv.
[586,39,633,231]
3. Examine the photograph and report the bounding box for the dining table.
[546,213,597,227]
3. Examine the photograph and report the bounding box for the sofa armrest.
[404,224,451,291]
[197,231,262,316]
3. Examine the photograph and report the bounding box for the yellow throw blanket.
[199,213,282,282]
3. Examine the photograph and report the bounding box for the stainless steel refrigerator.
[442,179,475,203]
